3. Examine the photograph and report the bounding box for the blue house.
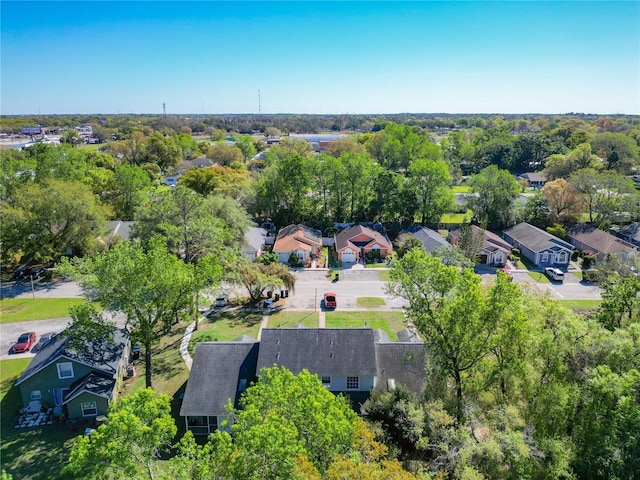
[503,222,572,269]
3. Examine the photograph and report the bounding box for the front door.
[54,388,70,406]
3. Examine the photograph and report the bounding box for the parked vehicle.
[544,267,565,281]
[324,292,337,308]
[33,332,56,351]
[214,294,229,307]
[12,332,37,353]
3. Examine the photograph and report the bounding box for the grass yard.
[440,210,473,224]
[0,298,99,324]
[325,311,406,340]
[357,297,386,308]
[78,143,106,151]
[364,263,389,269]
[188,309,262,355]
[558,299,602,311]
[527,271,551,283]
[1,358,78,480]
[376,270,391,282]
[572,270,583,280]
[268,310,318,328]
[450,185,472,193]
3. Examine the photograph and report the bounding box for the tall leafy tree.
[468,165,521,231]
[408,158,454,225]
[145,132,182,170]
[63,388,177,480]
[541,178,585,224]
[59,237,196,388]
[108,163,153,220]
[0,179,108,263]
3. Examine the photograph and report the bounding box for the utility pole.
[162,102,166,117]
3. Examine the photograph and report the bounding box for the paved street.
[1,278,84,300]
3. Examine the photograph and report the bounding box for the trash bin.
[335,273,339,281]
[132,345,141,360]
[266,290,273,298]
[274,293,280,301]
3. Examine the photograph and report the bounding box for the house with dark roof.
[503,222,572,268]
[449,225,512,266]
[15,328,130,419]
[566,224,638,263]
[408,227,450,253]
[272,224,323,264]
[180,328,425,435]
[334,225,393,264]
[242,227,267,260]
[518,172,547,188]
[614,222,640,248]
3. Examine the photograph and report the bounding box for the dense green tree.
[233,260,296,303]
[146,132,182,170]
[468,165,521,231]
[0,179,108,262]
[569,168,640,226]
[132,187,240,263]
[590,132,639,174]
[108,164,153,220]
[232,134,257,162]
[510,132,563,173]
[541,178,585,224]
[61,129,83,146]
[408,158,454,225]
[59,238,196,388]
[598,275,640,330]
[365,122,439,171]
[339,151,379,221]
[544,143,601,180]
[266,137,313,161]
[63,388,176,480]
[178,164,251,199]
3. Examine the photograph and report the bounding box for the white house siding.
[327,375,375,392]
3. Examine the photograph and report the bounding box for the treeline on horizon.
[1,112,639,136]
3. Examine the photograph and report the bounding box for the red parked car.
[12,332,36,353]
[324,292,337,309]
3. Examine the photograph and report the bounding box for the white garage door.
[341,251,356,263]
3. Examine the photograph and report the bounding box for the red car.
[324,292,337,308]
[12,332,36,353]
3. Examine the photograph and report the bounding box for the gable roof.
[180,340,259,417]
[273,224,322,253]
[335,224,392,252]
[566,224,638,256]
[409,227,450,253]
[519,172,547,183]
[449,225,512,253]
[63,372,117,404]
[504,222,572,253]
[615,222,640,246]
[257,328,378,377]
[243,227,267,253]
[16,328,129,386]
[374,342,426,395]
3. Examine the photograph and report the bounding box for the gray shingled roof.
[257,328,378,377]
[504,222,572,253]
[243,227,267,253]
[374,342,426,395]
[180,341,259,417]
[16,328,129,386]
[410,227,449,253]
[64,372,116,404]
[567,224,638,255]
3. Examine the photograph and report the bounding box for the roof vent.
[387,379,396,391]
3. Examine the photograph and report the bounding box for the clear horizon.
[2,1,639,116]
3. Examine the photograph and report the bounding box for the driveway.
[1,278,84,300]
[510,270,602,300]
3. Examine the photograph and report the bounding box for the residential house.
[449,225,512,266]
[180,328,426,435]
[613,222,640,248]
[335,224,393,264]
[407,227,450,253]
[503,222,572,268]
[15,328,131,419]
[566,224,638,263]
[242,227,268,260]
[272,224,322,264]
[518,172,547,188]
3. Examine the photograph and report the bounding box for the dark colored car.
[12,332,36,353]
[324,292,337,308]
[33,332,56,352]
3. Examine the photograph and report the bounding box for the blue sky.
[1,1,638,114]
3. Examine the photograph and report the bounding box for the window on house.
[57,362,74,379]
[30,390,42,401]
[541,253,549,263]
[321,376,331,387]
[81,401,98,416]
[346,376,359,390]
[557,252,568,263]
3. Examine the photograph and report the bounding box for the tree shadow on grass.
[1,385,77,480]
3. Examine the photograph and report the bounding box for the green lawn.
[268,311,318,328]
[572,270,583,280]
[364,263,389,269]
[1,358,78,480]
[77,143,106,151]
[376,270,391,282]
[558,299,602,311]
[357,297,386,308]
[0,298,99,324]
[527,271,551,283]
[440,210,473,224]
[188,309,263,355]
[450,185,472,193]
[325,311,407,340]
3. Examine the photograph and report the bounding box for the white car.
[544,267,565,281]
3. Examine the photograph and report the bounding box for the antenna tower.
[162,102,166,116]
